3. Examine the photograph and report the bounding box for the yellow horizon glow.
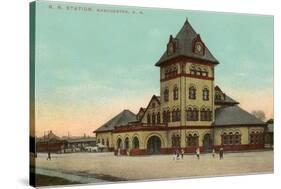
[34,88,273,138]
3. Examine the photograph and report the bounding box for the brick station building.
[94,19,266,156]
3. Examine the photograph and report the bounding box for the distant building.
[36,131,66,153]
[36,131,97,153]
[94,19,267,155]
[66,137,96,149]
[265,119,273,148]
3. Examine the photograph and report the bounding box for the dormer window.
[167,35,177,56]
[167,42,174,56]
[215,92,221,101]
[192,34,205,56]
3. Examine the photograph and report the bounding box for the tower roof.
[155,19,219,66]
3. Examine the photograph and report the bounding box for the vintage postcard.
[30,0,274,187]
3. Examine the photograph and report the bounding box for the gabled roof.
[139,95,161,120]
[215,86,239,105]
[94,110,137,133]
[155,19,219,66]
[37,131,62,142]
[224,95,239,104]
[214,106,266,126]
[137,107,145,115]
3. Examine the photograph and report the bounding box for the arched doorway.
[203,134,211,152]
[124,137,130,150]
[132,137,139,149]
[147,136,161,154]
[117,138,122,149]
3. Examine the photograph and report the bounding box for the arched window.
[186,133,199,147]
[187,108,193,121]
[235,132,241,145]
[206,109,212,121]
[189,86,196,99]
[97,139,100,144]
[173,86,179,100]
[200,108,206,121]
[222,132,228,145]
[190,66,196,75]
[200,108,212,121]
[229,132,233,145]
[124,137,129,149]
[102,138,105,145]
[250,131,263,144]
[166,110,171,122]
[222,132,241,145]
[176,108,181,121]
[171,109,180,122]
[172,134,181,148]
[172,109,176,122]
[193,108,199,121]
[132,137,139,149]
[165,66,178,78]
[152,113,156,125]
[163,111,167,124]
[202,68,208,77]
[156,112,160,124]
[164,88,169,102]
[117,138,122,149]
[147,114,151,125]
[203,88,209,101]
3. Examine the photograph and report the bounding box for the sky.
[34,1,274,137]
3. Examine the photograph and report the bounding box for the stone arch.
[116,137,123,149]
[132,134,141,146]
[132,136,140,149]
[145,133,165,148]
[124,136,130,150]
[186,130,199,136]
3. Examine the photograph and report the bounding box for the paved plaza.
[35,150,273,183]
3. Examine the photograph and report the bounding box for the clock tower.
[155,19,219,128]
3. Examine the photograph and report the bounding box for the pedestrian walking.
[47,151,51,160]
[181,148,184,159]
[219,147,224,160]
[176,149,180,160]
[196,147,200,160]
[212,148,215,158]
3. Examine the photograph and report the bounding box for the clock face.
[196,43,202,52]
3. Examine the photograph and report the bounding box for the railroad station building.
[94,19,266,155]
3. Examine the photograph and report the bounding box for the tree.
[251,110,266,121]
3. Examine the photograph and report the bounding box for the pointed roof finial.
[185,17,189,24]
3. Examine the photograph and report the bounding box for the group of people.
[173,148,185,160]
[173,147,224,160]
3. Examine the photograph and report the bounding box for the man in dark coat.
[219,147,224,160]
